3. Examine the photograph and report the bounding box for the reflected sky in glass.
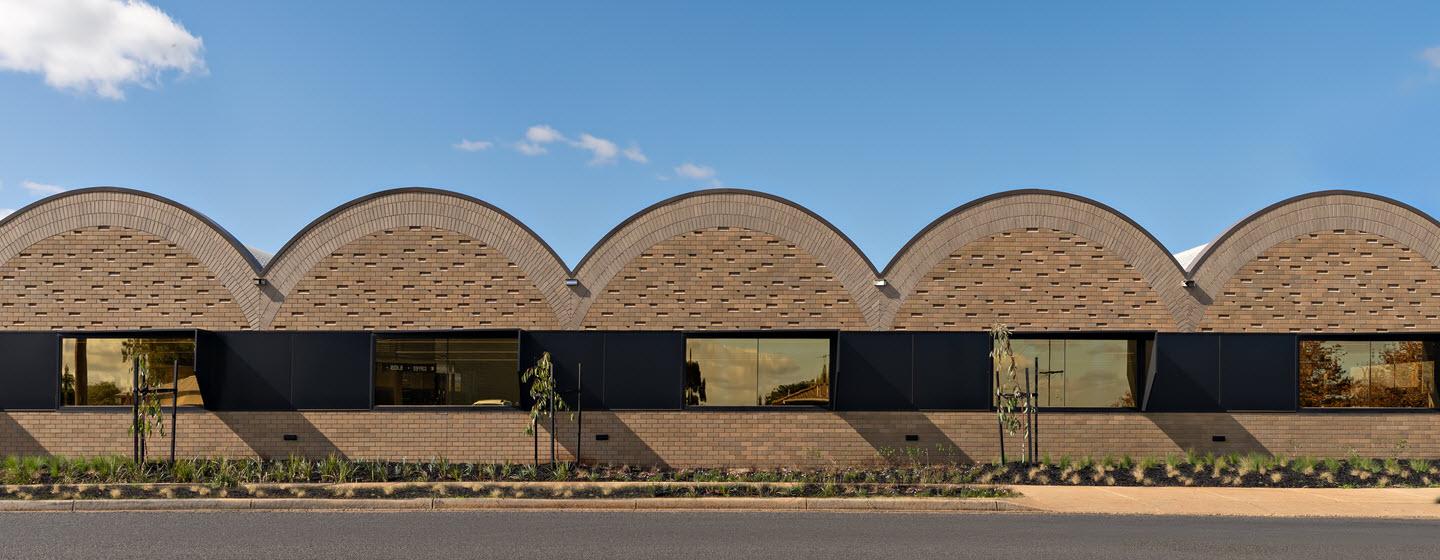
[1008,339,1136,408]
[685,338,829,406]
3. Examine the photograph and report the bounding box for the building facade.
[1,187,1438,466]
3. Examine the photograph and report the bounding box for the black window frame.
[681,330,838,411]
[994,331,1155,412]
[1295,332,1440,413]
[371,329,524,411]
[56,329,203,411]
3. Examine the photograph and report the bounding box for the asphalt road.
[2,511,1436,559]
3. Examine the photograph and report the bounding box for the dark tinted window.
[684,338,831,406]
[374,337,519,406]
[1300,340,1437,408]
[61,337,198,406]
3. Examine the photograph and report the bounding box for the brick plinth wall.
[5,411,1438,466]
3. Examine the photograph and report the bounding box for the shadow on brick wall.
[0,413,47,456]
[1147,413,1269,456]
[548,412,668,467]
[838,412,973,465]
[213,412,343,460]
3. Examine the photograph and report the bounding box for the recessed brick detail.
[271,226,559,330]
[883,192,1192,331]
[894,228,1176,331]
[572,191,886,329]
[258,190,575,328]
[0,226,248,330]
[580,227,866,330]
[1199,229,1440,332]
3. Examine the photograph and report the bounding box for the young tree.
[522,352,570,466]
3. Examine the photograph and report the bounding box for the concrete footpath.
[1009,486,1440,519]
[2,487,1438,518]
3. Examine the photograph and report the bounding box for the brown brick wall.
[893,228,1177,331]
[581,227,867,330]
[0,226,248,330]
[271,226,560,330]
[5,410,1437,466]
[1200,230,1440,332]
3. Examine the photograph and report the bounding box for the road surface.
[2,510,1435,559]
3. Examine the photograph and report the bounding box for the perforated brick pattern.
[270,226,560,330]
[0,226,248,330]
[580,227,867,330]
[1199,229,1440,332]
[882,192,1192,331]
[893,228,1176,331]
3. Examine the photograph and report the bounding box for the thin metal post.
[570,362,576,463]
[995,365,1005,464]
[1023,365,1032,465]
[1032,356,1041,465]
[549,392,557,468]
[132,358,140,462]
[170,359,179,464]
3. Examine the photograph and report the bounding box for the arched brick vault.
[258,189,572,329]
[880,190,1192,331]
[571,190,885,330]
[1187,191,1440,332]
[0,188,262,329]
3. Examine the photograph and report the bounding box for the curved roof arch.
[258,187,575,328]
[0,187,265,327]
[1187,190,1440,319]
[880,189,1193,330]
[571,188,886,328]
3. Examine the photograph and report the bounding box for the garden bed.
[3,454,1437,494]
[0,480,1006,501]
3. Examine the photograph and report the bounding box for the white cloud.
[623,143,648,164]
[0,208,13,219]
[453,139,493,152]
[21,180,67,196]
[512,124,648,166]
[525,124,566,144]
[0,0,206,100]
[673,162,721,186]
[575,133,619,165]
[1423,46,1440,70]
[515,124,565,155]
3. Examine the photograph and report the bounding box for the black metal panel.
[521,332,606,410]
[602,332,682,410]
[290,333,372,410]
[1219,334,1297,411]
[203,332,294,411]
[913,332,992,410]
[835,332,913,410]
[1146,333,1221,411]
[0,332,58,410]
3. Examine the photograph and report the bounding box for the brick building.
[1,187,1438,466]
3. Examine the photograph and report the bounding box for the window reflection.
[1300,340,1437,408]
[61,337,199,406]
[998,339,1139,408]
[374,337,520,406]
[684,338,831,406]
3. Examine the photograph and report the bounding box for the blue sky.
[2,1,1439,267]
